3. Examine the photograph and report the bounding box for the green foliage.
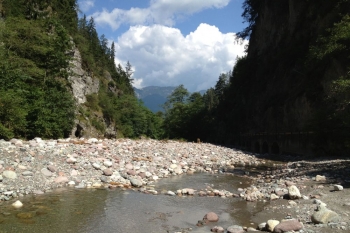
[0,90,27,139]
[85,94,100,111]
[237,0,262,39]
[307,14,350,154]
[0,0,165,141]
[162,85,209,141]
[0,3,76,139]
[97,86,164,139]
[310,15,350,60]
[91,117,106,133]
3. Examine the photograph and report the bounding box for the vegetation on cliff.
[163,0,350,155]
[0,0,163,140]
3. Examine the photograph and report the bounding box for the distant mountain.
[134,86,176,112]
[134,86,208,112]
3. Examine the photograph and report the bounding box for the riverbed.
[0,173,267,233]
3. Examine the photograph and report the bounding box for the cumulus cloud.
[91,0,230,30]
[114,24,248,91]
[79,0,95,12]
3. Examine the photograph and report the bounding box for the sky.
[77,0,248,92]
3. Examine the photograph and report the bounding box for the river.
[0,173,267,233]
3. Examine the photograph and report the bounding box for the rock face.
[311,205,340,224]
[68,47,99,105]
[67,45,117,139]
[227,1,350,155]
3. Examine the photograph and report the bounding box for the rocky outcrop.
[67,44,117,139]
[68,46,99,104]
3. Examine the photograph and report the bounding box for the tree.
[125,61,134,84]
[214,73,229,101]
[203,88,217,111]
[237,0,262,39]
[164,85,189,107]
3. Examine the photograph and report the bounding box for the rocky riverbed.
[0,138,350,233]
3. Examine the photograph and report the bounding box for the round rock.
[41,168,52,177]
[227,225,244,233]
[12,200,23,208]
[203,212,219,222]
[3,170,17,179]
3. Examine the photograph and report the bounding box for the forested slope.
[0,0,163,140]
[161,0,350,156]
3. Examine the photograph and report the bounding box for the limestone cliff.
[68,47,99,105]
[67,44,116,139]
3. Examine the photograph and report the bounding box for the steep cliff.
[67,45,106,138]
[220,0,350,154]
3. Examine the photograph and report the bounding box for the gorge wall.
[222,0,350,155]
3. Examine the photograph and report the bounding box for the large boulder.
[311,205,340,224]
[203,212,219,222]
[266,220,280,232]
[273,219,303,233]
[288,185,301,199]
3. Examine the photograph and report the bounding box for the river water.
[0,173,267,233]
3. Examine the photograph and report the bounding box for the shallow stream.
[0,173,267,233]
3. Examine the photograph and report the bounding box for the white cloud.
[114,23,248,92]
[91,0,231,30]
[79,0,95,12]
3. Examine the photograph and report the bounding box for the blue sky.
[78,0,248,91]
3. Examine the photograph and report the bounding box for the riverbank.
[0,138,349,232]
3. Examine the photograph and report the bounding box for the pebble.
[130,178,142,187]
[167,191,176,196]
[0,138,348,233]
[66,157,77,163]
[103,161,112,167]
[12,200,23,208]
[211,226,225,233]
[3,170,17,179]
[41,168,52,177]
[103,169,113,176]
[315,175,326,182]
[226,225,244,233]
[92,163,101,170]
[47,165,57,172]
[22,171,34,176]
[334,185,343,191]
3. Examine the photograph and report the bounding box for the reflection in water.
[0,173,266,233]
